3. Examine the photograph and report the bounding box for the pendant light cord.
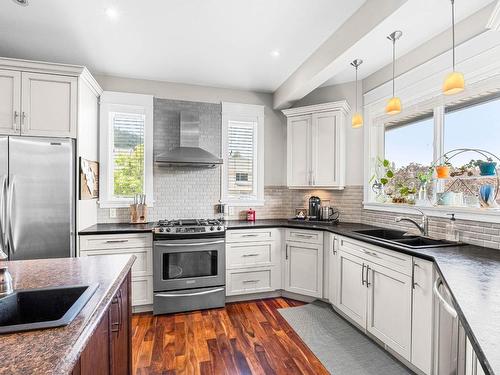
[355,66,358,112]
[392,38,396,97]
[451,0,456,71]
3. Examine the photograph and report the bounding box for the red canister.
[246,208,256,221]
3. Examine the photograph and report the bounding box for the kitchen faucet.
[395,208,429,237]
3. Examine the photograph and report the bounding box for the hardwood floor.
[132,298,330,375]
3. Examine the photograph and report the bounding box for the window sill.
[363,202,500,223]
[220,199,265,207]
[99,200,155,209]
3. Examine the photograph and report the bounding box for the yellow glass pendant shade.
[351,113,363,128]
[443,71,465,95]
[385,97,402,115]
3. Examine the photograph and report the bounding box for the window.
[383,117,434,199]
[99,92,153,208]
[222,102,264,206]
[444,96,500,205]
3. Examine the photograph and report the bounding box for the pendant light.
[443,0,465,95]
[386,31,403,115]
[351,59,363,128]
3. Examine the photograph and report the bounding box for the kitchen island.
[0,254,135,375]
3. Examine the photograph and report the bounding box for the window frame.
[221,102,265,206]
[99,91,154,208]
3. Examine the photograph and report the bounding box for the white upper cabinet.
[21,72,77,138]
[0,69,21,135]
[283,101,349,189]
[0,58,101,139]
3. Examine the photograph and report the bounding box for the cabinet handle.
[294,234,313,239]
[241,234,259,237]
[361,263,366,285]
[13,111,19,130]
[332,237,337,255]
[365,265,371,288]
[242,280,260,283]
[242,253,259,257]
[285,244,289,260]
[105,239,129,243]
[412,262,417,289]
[433,278,457,318]
[20,112,26,131]
[111,290,121,333]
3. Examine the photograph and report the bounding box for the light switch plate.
[109,208,117,218]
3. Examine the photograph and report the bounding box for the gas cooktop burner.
[153,219,225,236]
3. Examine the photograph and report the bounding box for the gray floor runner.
[278,300,412,375]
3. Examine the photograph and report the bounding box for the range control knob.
[159,228,164,232]
[210,226,214,231]
[217,226,221,231]
[166,228,171,232]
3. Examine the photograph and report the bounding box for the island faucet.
[0,250,13,296]
[395,208,429,237]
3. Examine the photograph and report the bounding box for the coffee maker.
[308,196,321,220]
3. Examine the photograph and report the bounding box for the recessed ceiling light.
[105,7,119,20]
[11,0,29,6]
[270,50,280,58]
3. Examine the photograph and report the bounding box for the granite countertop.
[227,219,500,375]
[0,255,136,375]
[79,222,155,235]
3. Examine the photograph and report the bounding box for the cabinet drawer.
[339,237,412,276]
[226,228,279,243]
[226,241,278,269]
[80,247,152,277]
[286,228,323,244]
[80,233,152,251]
[131,276,153,306]
[226,268,278,296]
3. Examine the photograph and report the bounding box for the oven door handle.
[155,240,225,247]
[155,287,225,298]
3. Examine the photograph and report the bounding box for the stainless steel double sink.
[0,283,98,334]
[353,229,462,249]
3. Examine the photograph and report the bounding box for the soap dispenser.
[446,213,460,242]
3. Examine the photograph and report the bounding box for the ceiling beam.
[272,0,408,110]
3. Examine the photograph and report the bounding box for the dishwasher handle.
[433,277,458,318]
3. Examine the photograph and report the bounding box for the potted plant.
[476,157,497,176]
[435,158,452,179]
[369,158,394,202]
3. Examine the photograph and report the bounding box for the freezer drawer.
[153,286,225,315]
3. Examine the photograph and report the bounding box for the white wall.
[292,81,364,186]
[94,75,287,187]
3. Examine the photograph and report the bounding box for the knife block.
[130,204,147,224]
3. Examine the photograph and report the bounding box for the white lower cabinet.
[366,262,412,359]
[79,233,153,307]
[284,229,323,298]
[337,250,367,327]
[411,258,434,375]
[336,235,414,361]
[326,233,339,306]
[226,229,282,297]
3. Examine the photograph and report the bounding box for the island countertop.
[0,254,135,375]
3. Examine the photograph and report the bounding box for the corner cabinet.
[283,101,349,189]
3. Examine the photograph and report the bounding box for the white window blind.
[111,112,146,198]
[227,120,256,198]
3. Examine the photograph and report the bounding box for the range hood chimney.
[155,112,223,168]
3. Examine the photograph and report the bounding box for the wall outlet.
[109,208,117,218]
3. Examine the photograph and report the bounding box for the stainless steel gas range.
[152,219,225,315]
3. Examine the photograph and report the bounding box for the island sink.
[0,284,98,334]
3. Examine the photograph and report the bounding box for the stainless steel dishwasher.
[433,276,466,375]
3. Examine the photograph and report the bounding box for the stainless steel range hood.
[155,112,223,168]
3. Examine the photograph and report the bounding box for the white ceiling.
[320,0,496,88]
[0,0,366,92]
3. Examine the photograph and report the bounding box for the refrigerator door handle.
[6,176,15,255]
[0,175,7,257]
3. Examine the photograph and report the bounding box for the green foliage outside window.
[114,144,144,197]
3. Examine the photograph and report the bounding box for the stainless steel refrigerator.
[0,136,75,260]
